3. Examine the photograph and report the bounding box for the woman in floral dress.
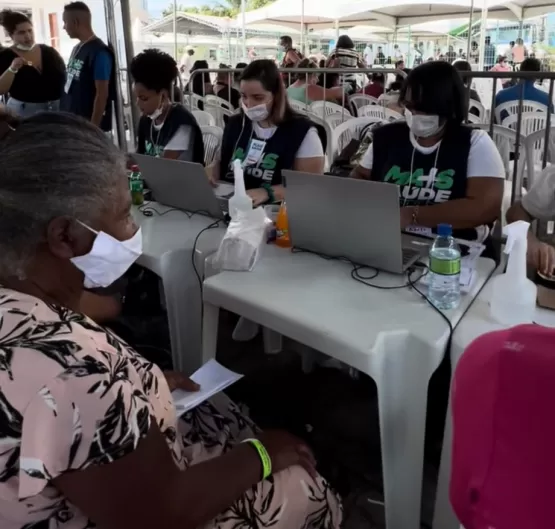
[0,110,342,529]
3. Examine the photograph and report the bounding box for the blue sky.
[146,0,219,17]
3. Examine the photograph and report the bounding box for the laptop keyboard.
[402,247,421,265]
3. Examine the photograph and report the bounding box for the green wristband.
[260,183,275,204]
[243,438,272,480]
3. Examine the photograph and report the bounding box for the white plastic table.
[201,244,496,529]
[433,272,555,529]
[132,204,226,373]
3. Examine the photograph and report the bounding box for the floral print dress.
[0,288,342,529]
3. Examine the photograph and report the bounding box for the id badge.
[64,73,74,94]
[405,225,433,237]
[244,139,266,166]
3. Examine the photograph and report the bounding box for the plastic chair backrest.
[473,124,526,184]
[523,126,555,188]
[468,99,486,121]
[288,98,309,113]
[502,112,555,136]
[385,108,403,121]
[466,113,482,124]
[331,116,376,162]
[494,99,548,124]
[205,94,234,110]
[192,110,216,127]
[349,94,378,114]
[204,104,233,129]
[308,114,333,170]
[201,125,223,165]
[358,105,387,120]
[309,100,351,119]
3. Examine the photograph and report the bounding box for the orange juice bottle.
[275,201,291,248]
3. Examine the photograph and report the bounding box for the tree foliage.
[162,0,273,18]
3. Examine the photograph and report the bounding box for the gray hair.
[0,111,126,277]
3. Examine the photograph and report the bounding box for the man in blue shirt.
[495,58,554,122]
[62,2,114,131]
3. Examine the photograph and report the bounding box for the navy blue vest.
[219,113,313,189]
[371,121,482,241]
[61,38,115,131]
[136,104,205,165]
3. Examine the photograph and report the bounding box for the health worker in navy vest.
[62,1,115,132]
[131,49,204,163]
[212,59,325,206]
[351,61,505,244]
[0,10,65,118]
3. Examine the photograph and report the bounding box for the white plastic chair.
[502,112,555,136]
[201,125,223,166]
[358,105,387,120]
[309,100,351,119]
[494,99,548,124]
[523,126,555,188]
[465,113,482,124]
[468,98,486,122]
[183,93,203,111]
[308,114,334,170]
[349,93,378,114]
[192,110,216,127]
[205,94,234,110]
[288,98,309,114]
[204,104,233,129]
[330,117,376,163]
[385,108,403,121]
[473,124,528,227]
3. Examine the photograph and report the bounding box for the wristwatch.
[8,67,18,74]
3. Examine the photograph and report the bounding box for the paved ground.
[217,311,442,529]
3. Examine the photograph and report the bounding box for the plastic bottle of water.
[428,224,461,310]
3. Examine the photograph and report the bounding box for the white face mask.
[405,108,442,138]
[71,223,142,289]
[148,107,163,121]
[242,102,269,122]
[16,43,35,51]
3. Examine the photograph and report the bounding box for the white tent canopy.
[241,0,554,30]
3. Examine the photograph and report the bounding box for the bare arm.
[162,149,184,160]
[92,79,110,127]
[54,423,263,529]
[294,155,325,174]
[306,84,344,102]
[0,68,16,95]
[350,165,371,180]
[405,177,504,229]
[507,200,555,274]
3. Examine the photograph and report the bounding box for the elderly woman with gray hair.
[0,110,342,529]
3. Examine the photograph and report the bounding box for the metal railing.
[183,66,555,240]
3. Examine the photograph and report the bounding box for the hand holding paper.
[172,360,243,414]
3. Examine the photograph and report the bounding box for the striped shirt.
[331,47,361,82]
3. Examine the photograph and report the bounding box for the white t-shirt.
[252,122,324,158]
[364,47,374,65]
[152,121,193,159]
[521,165,555,220]
[360,128,505,180]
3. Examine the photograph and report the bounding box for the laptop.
[283,171,431,274]
[133,154,234,219]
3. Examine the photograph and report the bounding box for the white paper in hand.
[172,360,243,414]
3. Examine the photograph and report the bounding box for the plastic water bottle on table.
[428,223,461,310]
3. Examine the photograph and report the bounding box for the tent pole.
[466,0,474,59]
[173,0,178,60]
[119,0,138,150]
[478,1,488,69]
[407,25,411,65]
[241,0,246,61]
[300,0,304,55]
[334,19,339,44]
[103,0,127,150]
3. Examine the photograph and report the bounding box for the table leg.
[373,332,433,529]
[202,301,220,364]
[433,396,459,529]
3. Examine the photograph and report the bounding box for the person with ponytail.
[0,9,65,117]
